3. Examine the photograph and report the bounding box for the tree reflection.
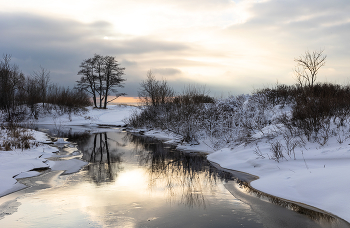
[77,132,123,184]
[124,134,220,209]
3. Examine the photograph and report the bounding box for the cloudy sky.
[1,0,350,100]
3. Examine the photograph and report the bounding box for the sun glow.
[115,168,146,187]
[109,96,140,105]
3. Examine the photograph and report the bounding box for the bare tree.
[32,66,50,108]
[94,54,105,108]
[138,70,174,106]
[76,54,126,109]
[102,55,126,109]
[76,57,98,108]
[0,54,23,115]
[294,49,327,87]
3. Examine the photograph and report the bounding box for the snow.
[127,99,350,224]
[0,134,57,196]
[207,140,350,222]
[0,105,137,197]
[36,104,136,127]
[139,124,350,222]
[2,103,350,223]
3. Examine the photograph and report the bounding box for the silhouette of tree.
[76,54,126,108]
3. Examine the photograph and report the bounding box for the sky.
[1,0,350,100]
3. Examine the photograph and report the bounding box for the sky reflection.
[1,131,340,227]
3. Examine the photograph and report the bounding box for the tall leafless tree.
[294,49,327,87]
[102,56,126,109]
[0,54,23,115]
[32,66,50,108]
[76,57,98,107]
[76,54,126,109]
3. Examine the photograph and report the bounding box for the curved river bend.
[0,127,349,228]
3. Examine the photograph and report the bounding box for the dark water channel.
[0,126,349,228]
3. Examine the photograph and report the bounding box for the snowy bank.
[0,129,88,197]
[0,105,137,197]
[207,140,350,222]
[136,126,350,223]
[124,89,350,223]
[35,104,138,127]
[2,103,350,223]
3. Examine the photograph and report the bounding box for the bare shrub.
[282,132,303,160]
[337,135,344,144]
[291,83,350,140]
[165,85,211,144]
[316,121,331,146]
[47,86,91,114]
[129,82,214,144]
[254,146,265,159]
[0,122,36,151]
[270,141,284,162]
[138,70,174,107]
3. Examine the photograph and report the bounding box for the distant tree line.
[0,54,91,122]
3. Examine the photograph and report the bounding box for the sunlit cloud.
[1,0,350,97]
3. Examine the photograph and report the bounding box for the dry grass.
[0,123,37,151]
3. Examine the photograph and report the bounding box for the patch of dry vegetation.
[0,123,38,151]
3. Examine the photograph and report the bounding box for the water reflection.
[1,130,350,228]
[78,133,124,184]
[127,134,218,209]
[76,132,218,209]
[75,132,350,227]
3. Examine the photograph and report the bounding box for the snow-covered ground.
[0,130,87,197]
[208,139,350,223]
[0,105,137,197]
[37,104,137,127]
[1,103,350,224]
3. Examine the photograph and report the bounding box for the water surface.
[0,128,349,228]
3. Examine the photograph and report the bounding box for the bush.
[138,70,174,107]
[128,85,214,144]
[291,83,350,136]
[47,86,91,112]
[128,78,350,152]
[0,123,37,151]
[254,83,350,138]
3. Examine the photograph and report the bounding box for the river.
[0,126,349,228]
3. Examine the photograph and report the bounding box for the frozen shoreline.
[0,105,136,197]
[0,130,88,197]
[134,128,350,224]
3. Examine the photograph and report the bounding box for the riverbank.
[138,128,350,223]
[0,105,137,197]
[0,129,86,197]
[1,104,350,224]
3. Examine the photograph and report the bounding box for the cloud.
[234,0,350,47]
[0,13,192,95]
[152,68,182,76]
[223,0,350,83]
[120,59,138,67]
[159,0,235,11]
[1,0,350,98]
